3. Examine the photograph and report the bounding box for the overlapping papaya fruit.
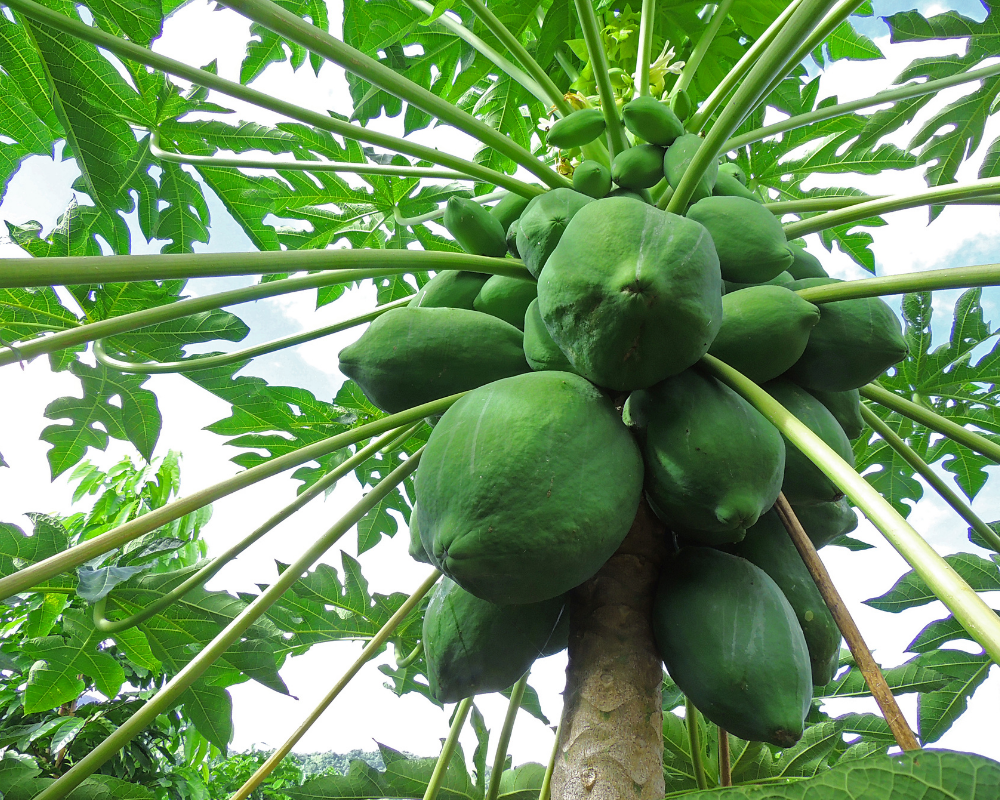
[337,105,906,748]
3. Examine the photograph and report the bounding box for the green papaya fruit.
[686,196,795,283]
[443,197,508,258]
[473,274,538,330]
[416,371,643,604]
[523,298,576,373]
[490,192,532,233]
[338,307,529,414]
[537,196,723,391]
[540,605,570,657]
[516,188,593,278]
[763,378,856,505]
[792,497,858,549]
[723,271,794,294]
[423,577,567,702]
[786,278,908,391]
[506,220,521,258]
[730,510,842,686]
[787,245,828,279]
[718,162,747,185]
[607,187,647,201]
[653,547,813,747]
[807,388,864,440]
[611,144,666,189]
[573,159,612,199]
[629,368,785,543]
[409,270,490,309]
[408,503,431,564]
[622,96,685,145]
[708,286,821,383]
[663,133,718,204]
[670,89,691,121]
[713,171,761,203]
[547,108,607,149]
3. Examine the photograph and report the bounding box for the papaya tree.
[4,0,1000,798]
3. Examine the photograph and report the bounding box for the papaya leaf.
[500,682,549,726]
[815,657,949,699]
[0,514,75,590]
[913,650,995,744]
[178,682,233,754]
[865,552,1000,612]
[469,702,489,794]
[907,610,1000,654]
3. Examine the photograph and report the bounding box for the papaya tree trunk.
[551,499,667,800]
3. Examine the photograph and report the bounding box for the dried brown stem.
[718,728,731,787]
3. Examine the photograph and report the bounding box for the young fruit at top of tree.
[409,271,489,309]
[786,246,828,279]
[443,197,508,258]
[807,388,864,440]
[423,577,567,702]
[546,108,607,149]
[708,285,821,383]
[338,307,528,414]
[686,196,795,283]
[537,196,723,391]
[652,547,813,747]
[719,162,747,185]
[763,378,856,505]
[516,188,593,278]
[713,171,761,203]
[792,497,859,549]
[626,368,785,543]
[785,278,908,392]
[522,298,576,374]
[611,144,666,189]
[663,133,718,204]
[490,192,532,233]
[621,96,685,145]
[670,88,692,121]
[573,159,612,198]
[729,510,842,686]
[473,274,537,330]
[415,371,644,605]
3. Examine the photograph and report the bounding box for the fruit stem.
[92,423,422,634]
[538,720,561,800]
[773,494,922,751]
[700,354,1000,667]
[31,452,427,800]
[685,698,708,790]
[793,262,1000,304]
[486,673,529,800]
[634,0,656,98]
[396,640,424,669]
[574,0,630,157]
[220,0,570,191]
[425,697,475,800]
[861,382,1000,466]
[671,0,735,98]
[860,405,1000,554]
[717,728,731,787]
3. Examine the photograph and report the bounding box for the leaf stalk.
[685,697,708,790]
[794,262,1000,303]
[574,0,629,157]
[671,0,735,98]
[425,697,475,800]
[634,0,656,98]
[486,673,529,800]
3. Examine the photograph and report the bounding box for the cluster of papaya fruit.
[337,95,907,749]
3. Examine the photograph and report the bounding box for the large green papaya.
[653,547,812,747]
[443,197,508,258]
[786,278,908,391]
[807,388,864,440]
[713,172,761,203]
[423,577,567,702]
[686,196,795,283]
[792,497,858,549]
[786,246,828,279]
[611,144,666,189]
[416,371,644,604]
[522,298,576,373]
[408,503,431,564]
[490,192,532,233]
[663,133,718,204]
[409,271,489,309]
[547,108,606,149]
[473,274,538,330]
[515,188,593,278]
[338,307,529,413]
[622,96,685,145]
[537,197,722,391]
[763,379,856,504]
[708,286,821,383]
[730,510,842,686]
[627,368,785,543]
[573,160,612,199]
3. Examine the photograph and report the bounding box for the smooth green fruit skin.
[687,196,794,283]
[423,577,567,702]
[573,160,612,199]
[653,547,813,747]
[506,220,521,258]
[611,144,666,189]
[730,510,842,686]
[538,197,723,391]
[409,271,489,309]
[443,197,508,258]
[723,271,793,294]
[663,134,718,204]
[416,371,644,605]
[792,497,858,549]
[709,286,821,383]
[473,274,538,330]
[629,369,785,543]
[608,187,647,201]
[408,503,431,564]
[622,96,684,145]
[786,278,908,392]
[547,108,607,149]
[670,89,691,121]
[718,162,747,185]
[490,192,532,232]
[516,188,594,278]
[338,307,529,414]
[763,378,856,505]
[807,388,864,440]
[523,298,576,373]
[787,246,828,279]
[713,172,761,203]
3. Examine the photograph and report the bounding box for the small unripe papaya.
[663,133,717,204]
[723,271,794,294]
[607,187,647,202]
[523,298,576,373]
[622,96,684,145]
[719,162,747,184]
[573,159,612,199]
[670,88,691,121]
[409,271,489,309]
[547,108,606,149]
[611,144,666,189]
[787,246,829,279]
[713,171,761,202]
[807,387,864,440]
[443,197,507,257]
[489,192,532,233]
[506,220,520,258]
[515,188,593,277]
[473,274,537,330]
[408,503,431,564]
[792,497,858,549]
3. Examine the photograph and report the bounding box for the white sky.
[1,0,999,775]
